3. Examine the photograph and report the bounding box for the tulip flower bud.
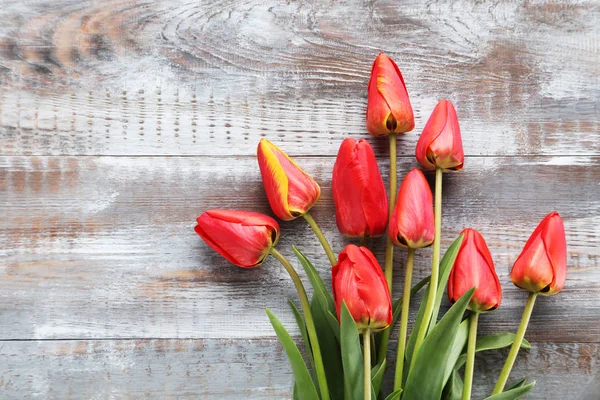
[510,212,567,295]
[332,244,392,332]
[195,210,280,268]
[366,53,415,136]
[332,138,388,238]
[415,100,464,171]
[389,168,434,248]
[257,139,321,221]
[448,228,502,312]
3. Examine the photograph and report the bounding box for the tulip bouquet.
[195,53,567,400]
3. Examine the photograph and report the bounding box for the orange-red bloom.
[448,228,502,312]
[195,210,280,268]
[366,53,414,136]
[415,100,464,171]
[510,212,567,295]
[332,138,388,238]
[257,139,321,221]
[332,245,392,332]
[389,168,434,248]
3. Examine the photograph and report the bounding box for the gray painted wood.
[0,0,599,157]
[1,0,599,398]
[2,155,599,342]
[0,340,598,399]
[0,339,600,400]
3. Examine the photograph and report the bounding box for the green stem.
[384,132,397,291]
[492,292,538,395]
[412,167,443,361]
[393,248,415,391]
[376,133,398,365]
[463,311,479,400]
[303,212,337,267]
[270,248,330,400]
[364,329,372,400]
[360,236,367,247]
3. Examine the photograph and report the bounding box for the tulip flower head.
[389,168,434,248]
[448,228,502,312]
[195,210,280,268]
[366,53,415,136]
[257,139,321,221]
[332,138,388,238]
[332,244,393,332]
[510,212,567,295]
[416,100,464,171]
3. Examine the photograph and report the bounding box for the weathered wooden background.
[1,0,599,398]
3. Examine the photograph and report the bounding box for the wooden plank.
[2,155,599,341]
[0,338,598,399]
[1,0,599,156]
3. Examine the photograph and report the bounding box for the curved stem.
[360,236,368,247]
[412,167,443,360]
[393,248,415,391]
[463,311,479,400]
[363,329,372,400]
[492,292,538,395]
[270,248,330,400]
[376,133,398,365]
[384,132,397,291]
[303,212,337,267]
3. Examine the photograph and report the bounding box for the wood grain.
[1,0,599,398]
[0,0,599,156]
[0,339,598,399]
[2,155,599,342]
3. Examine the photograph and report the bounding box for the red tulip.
[389,168,434,248]
[195,210,280,268]
[332,244,392,332]
[510,212,567,295]
[366,53,414,136]
[257,139,321,221]
[332,138,388,238]
[448,229,502,312]
[415,100,464,171]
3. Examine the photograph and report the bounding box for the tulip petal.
[195,210,279,268]
[449,229,501,312]
[332,139,387,237]
[332,245,392,332]
[389,168,434,248]
[366,53,414,136]
[511,230,554,293]
[375,56,414,133]
[257,139,320,220]
[541,213,567,294]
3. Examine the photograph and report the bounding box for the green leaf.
[442,319,469,386]
[507,378,528,390]
[311,298,345,400]
[405,235,464,374]
[391,276,431,327]
[403,288,474,400]
[340,302,364,400]
[289,300,315,372]
[454,334,532,372]
[371,359,386,396]
[442,368,464,400]
[293,246,335,314]
[325,310,341,342]
[404,279,431,376]
[266,309,319,400]
[429,234,465,333]
[477,333,531,352]
[384,389,403,400]
[484,381,536,400]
